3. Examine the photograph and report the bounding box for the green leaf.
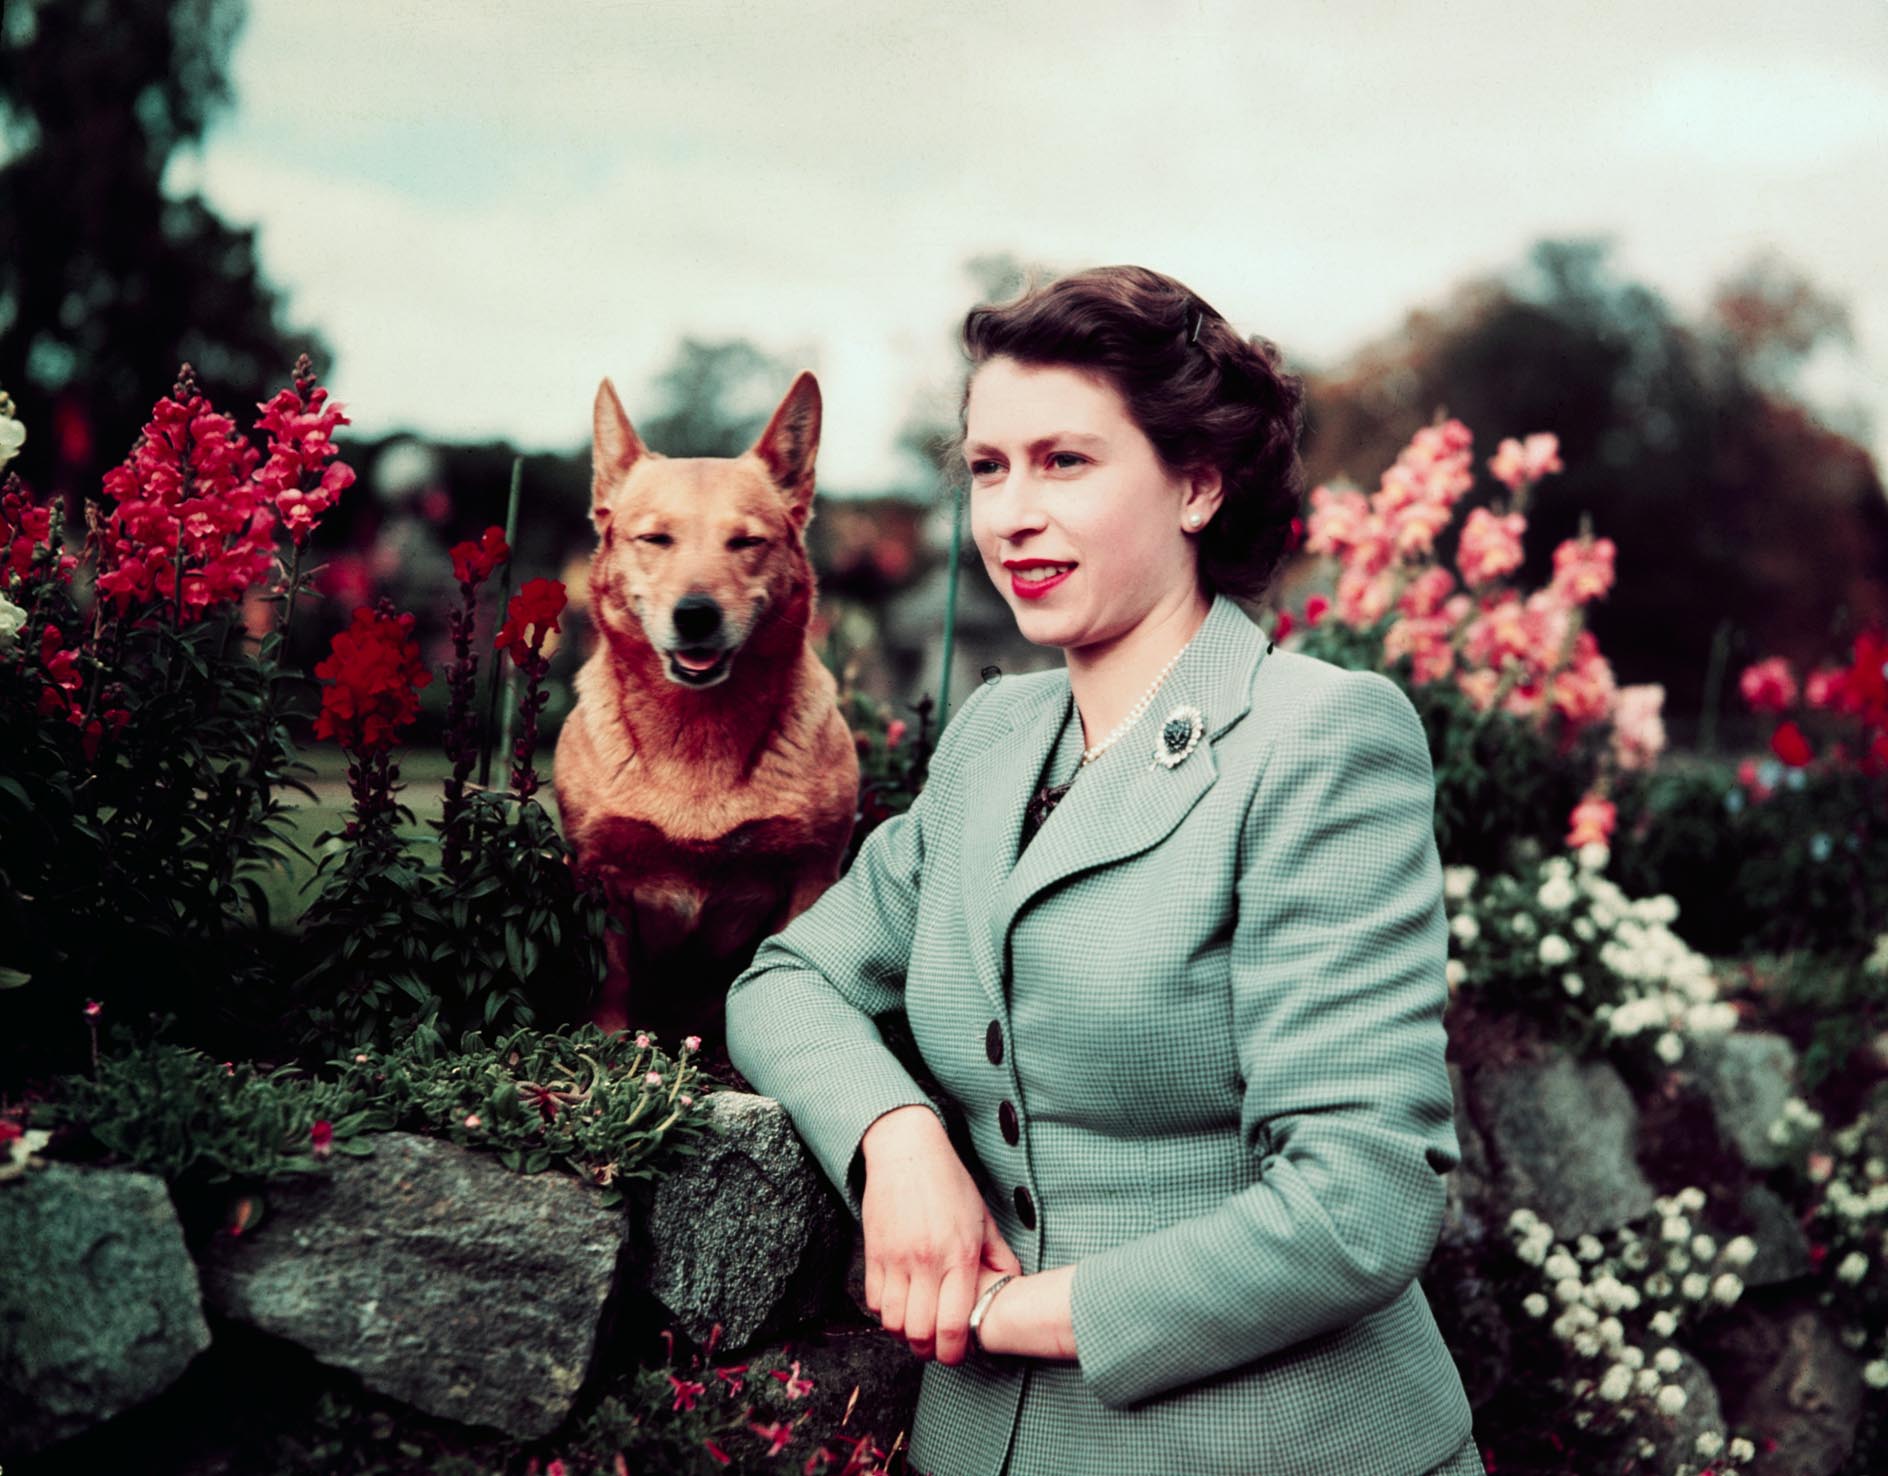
[0,966,30,989]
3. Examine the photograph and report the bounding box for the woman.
[724,265,1480,1476]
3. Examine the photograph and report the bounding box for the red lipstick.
[1005,559,1076,600]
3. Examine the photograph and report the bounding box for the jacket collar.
[957,590,1272,1022]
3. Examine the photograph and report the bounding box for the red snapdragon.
[314,605,433,756]
[252,355,354,546]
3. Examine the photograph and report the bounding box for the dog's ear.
[747,370,822,530]
[592,377,647,526]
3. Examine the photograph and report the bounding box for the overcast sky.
[163,0,1888,494]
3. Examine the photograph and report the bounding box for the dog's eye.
[636,533,673,547]
[728,536,767,550]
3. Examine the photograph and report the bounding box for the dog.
[552,372,862,1055]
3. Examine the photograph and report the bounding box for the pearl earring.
[1187,512,1202,527]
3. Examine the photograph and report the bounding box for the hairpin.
[1187,306,1204,346]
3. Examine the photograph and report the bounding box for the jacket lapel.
[956,592,1272,1022]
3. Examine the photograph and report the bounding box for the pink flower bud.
[645,1070,663,1087]
[464,1113,482,1130]
[683,1034,702,1053]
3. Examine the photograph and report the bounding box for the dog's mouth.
[665,645,734,686]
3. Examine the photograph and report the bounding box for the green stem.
[479,459,524,790]
[939,477,965,722]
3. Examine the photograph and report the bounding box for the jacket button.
[1013,1185,1036,1229]
[998,1099,1019,1144]
[985,1020,1003,1065]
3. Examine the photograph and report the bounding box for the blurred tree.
[1301,237,1888,743]
[0,0,327,500]
[632,337,798,459]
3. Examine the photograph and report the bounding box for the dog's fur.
[554,372,861,1046]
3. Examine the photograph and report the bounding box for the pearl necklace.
[1078,635,1196,767]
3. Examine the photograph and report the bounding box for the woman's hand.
[860,1104,1023,1365]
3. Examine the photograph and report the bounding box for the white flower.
[1662,1215,1691,1243]
[1728,1437,1755,1462]
[1838,1251,1869,1284]
[1576,1234,1605,1263]
[1444,865,1478,902]
[1578,841,1610,872]
[1722,1235,1756,1268]
[0,592,26,651]
[1545,1250,1582,1282]
[1635,1366,1662,1396]
[1710,1273,1743,1305]
[1598,1363,1633,1401]
[1865,1360,1888,1389]
[1537,875,1577,911]
[1694,1430,1724,1457]
[1572,916,1597,942]
[0,401,24,467]
[1657,1382,1688,1415]
[1561,972,1584,997]
[1866,934,1888,977]
[1451,913,1480,945]
[1510,911,1538,938]
[1619,1343,1645,1369]
[1555,1277,1585,1305]
[1655,1032,1684,1064]
[1677,1186,1706,1212]
[1598,1315,1625,1348]
[1445,958,1468,989]
[1653,1345,1682,1372]
[1539,934,1574,967]
[1522,1292,1549,1318]
[1681,1272,1710,1300]
[1690,1233,1716,1261]
[1573,1329,1602,1357]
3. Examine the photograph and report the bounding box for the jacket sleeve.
[723,678,994,1223]
[1066,667,1460,1410]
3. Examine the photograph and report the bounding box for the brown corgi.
[553,372,861,1055]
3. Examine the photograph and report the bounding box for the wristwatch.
[968,1273,1016,1355]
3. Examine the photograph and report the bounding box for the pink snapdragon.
[1457,506,1527,588]
[1488,432,1564,492]
[1550,534,1617,605]
[1610,685,1667,770]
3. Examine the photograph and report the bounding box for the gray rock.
[1698,1294,1864,1476]
[0,1161,212,1457]
[640,1090,851,1350]
[1735,1184,1814,1288]
[1692,1032,1800,1171]
[1468,1047,1658,1238]
[196,1131,627,1439]
[1637,1344,1726,1476]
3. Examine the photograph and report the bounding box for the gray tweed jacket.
[724,591,1476,1476]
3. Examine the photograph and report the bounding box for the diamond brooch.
[1150,704,1204,770]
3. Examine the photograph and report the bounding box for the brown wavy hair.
[949,263,1306,604]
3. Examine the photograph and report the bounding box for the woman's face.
[963,355,1218,655]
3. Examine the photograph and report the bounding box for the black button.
[999,1100,1019,1144]
[1013,1185,1036,1229]
[985,1020,1003,1064]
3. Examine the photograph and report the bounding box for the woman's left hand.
[973,1263,1078,1361]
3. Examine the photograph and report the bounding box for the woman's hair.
[951,263,1306,604]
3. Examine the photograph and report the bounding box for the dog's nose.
[672,594,724,643]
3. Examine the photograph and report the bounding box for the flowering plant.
[0,363,344,1087]
[1499,1191,1759,1476]
[1284,420,1665,870]
[1442,844,1738,1073]
[291,557,611,1063]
